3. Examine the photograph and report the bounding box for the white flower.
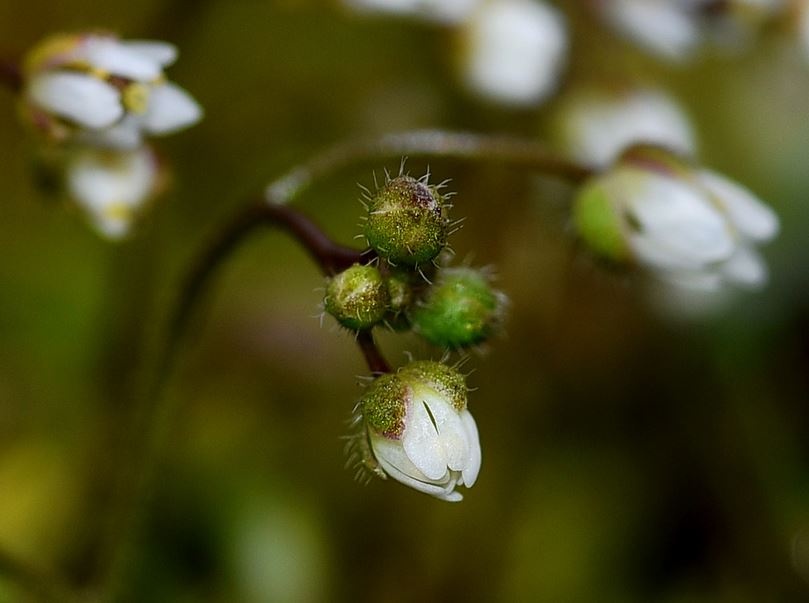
[23,33,202,149]
[343,0,482,24]
[598,0,785,62]
[573,147,779,293]
[556,86,696,168]
[459,0,567,106]
[66,145,160,239]
[359,361,481,502]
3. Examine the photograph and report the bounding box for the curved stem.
[265,129,595,206]
[356,331,392,375]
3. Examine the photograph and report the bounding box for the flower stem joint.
[363,175,450,267]
[359,360,481,502]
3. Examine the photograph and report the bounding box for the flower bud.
[573,145,780,293]
[410,267,506,349]
[382,269,416,330]
[360,360,480,502]
[363,176,448,266]
[324,264,390,331]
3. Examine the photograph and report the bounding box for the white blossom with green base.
[574,147,779,294]
[360,361,481,502]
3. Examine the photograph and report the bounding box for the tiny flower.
[410,267,507,349]
[573,146,779,293]
[65,145,161,240]
[324,264,391,331]
[359,361,481,501]
[343,0,482,24]
[363,175,449,267]
[22,33,202,149]
[458,0,567,106]
[555,85,696,168]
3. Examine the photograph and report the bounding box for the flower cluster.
[19,33,202,239]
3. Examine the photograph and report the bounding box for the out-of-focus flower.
[22,33,202,149]
[65,145,161,239]
[597,0,785,62]
[573,146,779,294]
[555,85,696,168]
[458,0,567,106]
[359,361,481,501]
[343,0,482,24]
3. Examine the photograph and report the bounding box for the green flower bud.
[410,267,506,348]
[324,264,390,331]
[572,179,630,263]
[383,269,416,331]
[364,176,448,266]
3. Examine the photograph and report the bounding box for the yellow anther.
[122,83,150,114]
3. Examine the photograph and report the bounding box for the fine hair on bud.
[363,175,449,266]
[324,263,390,331]
[410,267,507,349]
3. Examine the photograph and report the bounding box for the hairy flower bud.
[359,360,481,502]
[324,264,390,331]
[411,267,506,349]
[364,176,448,266]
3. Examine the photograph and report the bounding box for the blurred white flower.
[598,0,785,62]
[343,0,482,24]
[23,33,202,149]
[459,0,567,106]
[359,361,481,502]
[66,145,160,239]
[556,85,696,168]
[573,147,779,294]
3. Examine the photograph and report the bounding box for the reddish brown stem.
[356,330,392,375]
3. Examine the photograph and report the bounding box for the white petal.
[618,169,735,269]
[67,147,157,213]
[459,411,481,487]
[122,40,178,66]
[28,72,123,129]
[343,0,481,23]
[77,114,143,150]
[560,88,696,168]
[77,36,163,81]
[461,0,567,106]
[143,82,203,134]
[402,398,448,481]
[698,169,779,241]
[720,245,769,288]
[422,393,469,472]
[601,0,699,61]
[373,439,458,499]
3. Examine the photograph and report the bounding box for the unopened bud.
[411,267,506,348]
[324,264,389,331]
[364,176,448,266]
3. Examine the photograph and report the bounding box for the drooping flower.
[573,146,779,293]
[22,33,202,149]
[458,0,567,106]
[65,145,161,240]
[358,361,481,501]
[555,85,696,168]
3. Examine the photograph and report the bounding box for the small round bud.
[410,267,505,348]
[572,179,630,263]
[324,264,390,331]
[364,176,448,266]
[382,270,416,330]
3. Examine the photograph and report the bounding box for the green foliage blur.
[1,1,808,601]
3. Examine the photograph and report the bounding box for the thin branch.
[356,331,392,375]
[265,129,596,206]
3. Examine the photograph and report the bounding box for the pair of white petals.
[370,389,481,502]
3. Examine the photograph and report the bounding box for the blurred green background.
[1,0,809,601]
